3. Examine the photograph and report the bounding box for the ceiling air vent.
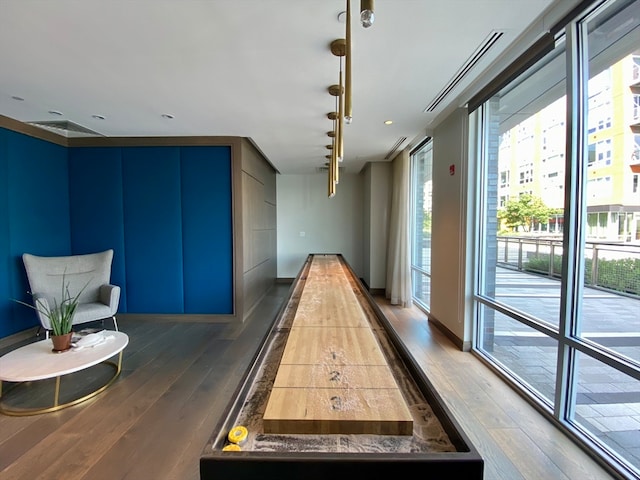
[424,30,505,113]
[385,136,408,160]
[26,120,102,137]
[316,165,346,174]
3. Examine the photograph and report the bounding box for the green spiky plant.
[14,273,89,336]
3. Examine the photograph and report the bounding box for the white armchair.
[22,249,120,337]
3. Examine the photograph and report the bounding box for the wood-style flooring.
[0,284,618,480]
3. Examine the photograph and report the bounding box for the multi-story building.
[498,53,640,241]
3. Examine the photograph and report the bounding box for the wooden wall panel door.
[240,139,277,320]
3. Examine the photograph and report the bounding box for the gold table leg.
[54,376,61,407]
[0,357,123,417]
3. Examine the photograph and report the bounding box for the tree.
[498,193,556,232]
[423,210,432,233]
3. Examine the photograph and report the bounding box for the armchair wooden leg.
[112,316,118,331]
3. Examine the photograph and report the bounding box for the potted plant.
[14,274,87,352]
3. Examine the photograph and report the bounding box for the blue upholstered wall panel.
[122,147,184,312]
[180,146,233,313]
[1,128,70,336]
[8,132,70,257]
[0,129,11,337]
[68,147,128,311]
[0,133,235,338]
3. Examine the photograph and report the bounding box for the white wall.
[363,167,372,284]
[276,173,364,278]
[362,162,391,290]
[430,108,472,346]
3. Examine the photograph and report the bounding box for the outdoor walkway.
[491,266,640,474]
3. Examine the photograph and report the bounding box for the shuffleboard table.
[200,254,484,479]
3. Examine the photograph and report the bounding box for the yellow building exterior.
[498,53,640,241]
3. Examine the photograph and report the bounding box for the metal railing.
[497,236,640,297]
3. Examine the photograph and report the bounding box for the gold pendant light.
[325,0,365,197]
[360,0,374,28]
[345,0,352,124]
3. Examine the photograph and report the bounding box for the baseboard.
[0,314,237,346]
[115,313,235,324]
[355,277,384,297]
[427,313,471,351]
[276,277,295,284]
[0,326,40,349]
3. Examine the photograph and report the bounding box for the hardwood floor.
[0,285,618,480]
[375,298,619,480]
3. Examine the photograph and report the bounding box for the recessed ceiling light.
[384,120,393,125]
[11,96,24,101]
[48,110,63,116]
[161,113,174,119]
[91,114,105,120]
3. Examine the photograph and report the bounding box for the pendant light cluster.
[326,0,374,198]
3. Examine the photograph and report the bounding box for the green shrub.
[523,255,640,295]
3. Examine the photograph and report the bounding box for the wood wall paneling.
[241,171,264,272]
[240,139,277,321]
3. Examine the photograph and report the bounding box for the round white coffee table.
[0,330,128,416]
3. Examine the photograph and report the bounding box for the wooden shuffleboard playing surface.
[262,254,413,435]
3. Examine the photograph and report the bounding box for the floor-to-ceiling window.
[410,139,433,311]
[472,1,640,478]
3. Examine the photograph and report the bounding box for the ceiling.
[0,0,566,174]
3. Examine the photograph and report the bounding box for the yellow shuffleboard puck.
[227,425,248,444]
[222,444,241,452]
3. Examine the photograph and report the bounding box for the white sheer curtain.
[385,148,412,307]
